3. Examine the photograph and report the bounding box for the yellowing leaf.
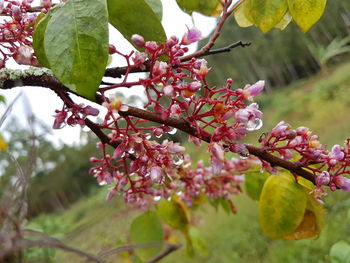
[284,210,318,240]
[176,0,222,17]
[157,196,190,232]
[0,134,7,151]
[233,1,254,28]
[287,0,327,32]
[297,175,315,191]
[274,12,292,30]
[246,0,288,33]
[259,172,307,238]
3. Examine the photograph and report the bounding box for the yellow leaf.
[246,0,288,33]
[157,196,190,232]
[0,134,8,151]
[233,1,254,28]
[274,12,292,30]
[284,210,318,240]
[259,172,307,238]
[287,0,327,32]
[284,192,324,240]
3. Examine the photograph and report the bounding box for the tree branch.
[0,68,316,184]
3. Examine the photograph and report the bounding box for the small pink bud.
[83,105,99,116]
[316,171,330,186]
[11,5,22,21]
[109,44,116,54]
[331,144,344,161]
[131,34,145,48]
[187,81,201,92]
[334,176,350,192]
[41,0,52,9]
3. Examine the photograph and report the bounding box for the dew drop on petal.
[167,128,177,135]
[145,133,152,140]
[99,180,107,186]
[246,118,263,131]
[128,148,135,154]
[153,196,161,201]
[174,157,184,166]
[239,151,250,159]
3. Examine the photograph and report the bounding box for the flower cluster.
[84,29,268,205]
[52,103,99,129]
[260,121,350,200]
[0,0,57,68]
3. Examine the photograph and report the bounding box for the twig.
[0,230,104,263]
[205,41,251,56]
[146,243,182,263]
[98,242,181,261]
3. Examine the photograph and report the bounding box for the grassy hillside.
[25,61,350,263]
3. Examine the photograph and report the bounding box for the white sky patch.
[0,0,217,146]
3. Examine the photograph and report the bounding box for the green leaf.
[0,95,5,104]
[259,172,307,238]
[44,0,109,100]
[33,9,59,68]
[176,0,222,17]
[330,241,350,263]
[145,0,163,21]
[245,171,270,201]
[130,211,164,261]
[288,0,327,33]
[157,197,190,232]
[107,0,166,47]
[188,227,208,255]
[246,0,288,33]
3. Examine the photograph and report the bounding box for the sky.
[0,0,218,145]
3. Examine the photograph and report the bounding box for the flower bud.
[131,34,145,48]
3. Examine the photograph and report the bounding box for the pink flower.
[333,176,350,192]
[181,27,202,45]
[170,104,182,118]
[152,61,168,77]
[145,41,158,54]
[132,51,147,66]
[150,166,162,184]
[243,80,265,100]
[163,85,175,97]
[187,81,201,92]
[271,121,289,137]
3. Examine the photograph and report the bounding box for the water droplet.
[99,180,107,186]
[155,133,163,138]
[174,158,184,166]
[145,133,151,140]
[153,196,161,201]
[128,148,135,154]
[246,118,263,131]
[239,151,250,159]
[176,191,183,196]
[167,128,177,135]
